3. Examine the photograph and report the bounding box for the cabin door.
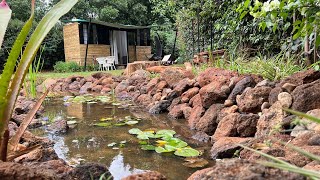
[110,30,128,65]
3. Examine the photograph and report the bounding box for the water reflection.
[109,152,145,180]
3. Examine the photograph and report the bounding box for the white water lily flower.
[0,0,11,49]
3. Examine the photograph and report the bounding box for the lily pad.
[107,142,117,147]
[155,129,176,139]
[114,123,127,126]
[137,132,155,140]
[93,122,112,127]
[67,120,77,125]
[141,145,156,151]
[128,128,143,135]
[174,147,200,157]
[125,121,139,125]
[139,141,148,145]
[100,117,113,121]
[155,146,175,153]
[167,138,188,148]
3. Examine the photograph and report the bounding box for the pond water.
[35,96,213,180]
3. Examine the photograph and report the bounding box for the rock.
[152,92,162,102]
[181,87,199,103]
[156,81,168,91]
[183,107,192,120]
[128,70,150,86]
[115,80,129,94]
[122,171,166,180]
[216,105,239,123]
[213,113,239,141]
[47,119,69,134]
[188,159,303,180]
[268,87,283,105]
[308,134,320,146]
[197,68,238,88]
[26,159,72,177]
[226,76,256,105]
[36,78,57,93]
[236,113,259,137]
[303,161,320,172]
[160,68,187,88]
[168,103,190,119]
[282,83,297,93]
[279,69,320,87]
[261,102,271,111]
[68,81,81,91]
[292,79,320,112]
[191,132,211,143]
[173,78,195,95]
[91,85,103,92]
[189,94,202,108]
[101,77,114,86]
[92,72,112,79]
[149,100,171,114]
[277,92,292,108]
[211,137,252,159]
[68,163,111,180]
[199,81,230,108]
[236,86,272,113]
[52,82,62,92]
[135,94,153,108]
[187,106,205,129]
[195,104,224,135]
[146,77,160,93]
[167,97,181,112]
[14,147,59,163]
[79,82,92,94]
[101,87,112,94]
[291,109,320,137]
[255,79,275,87]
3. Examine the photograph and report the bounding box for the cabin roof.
[63,19,153,30]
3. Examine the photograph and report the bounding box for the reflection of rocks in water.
[47,133,69,161]
[109,152,145,180]
[67,103,85,119]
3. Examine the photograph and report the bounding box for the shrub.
[53,61,81,73]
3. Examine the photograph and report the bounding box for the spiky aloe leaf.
[0,0,11,49]
[0,0,35,134]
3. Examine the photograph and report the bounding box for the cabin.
[63,19,152,67]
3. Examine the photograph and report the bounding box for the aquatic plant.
[129,128,201,157]
[0,0,77,161]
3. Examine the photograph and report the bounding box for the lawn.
[37,70,124,80]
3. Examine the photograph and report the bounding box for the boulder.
[149,100,171,114]
[236,86,272,113]
[191,132,211,143]
[101,77,114,86]
[115,80,129,95]
[181,87,199,103]
[291,109,320,137]
[79,82,92,94]
[67,163,111,180]
[146,77,160,93]
[128,70,150,86]
[236,113,260,137]
[195,104,224,135]
[135,94,153,108]
[91,85,103,92]
[211,137,252,159]
[156,81,168,91]
[268,87,283,105]
[36,78,57,93]
[160,68,188,88]
[92,72,112,79]
[173,78,195,95]
[189,94,202,108]
[277,92,293,108]
[188,159,303,180]
[279,69,320,87]
[101,87,112,94]
[187,106,205,129]
[292,79,320,112]
[216,105,239,123]
[47,119,69,134]
[225,76,256,106]
[68,81,81,91]
[212,113,239,141]
[199,81,230,108]
[167,97,181,112]
[196,68,238,88]
[168,103,190,119]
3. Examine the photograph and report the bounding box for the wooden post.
[84,18,92,71]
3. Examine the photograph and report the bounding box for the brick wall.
[63,23,81,63]
[79,44,111,65]
[136,46,151,61]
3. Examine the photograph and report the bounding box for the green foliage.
[53,61,82,73]
[0,0,77,160]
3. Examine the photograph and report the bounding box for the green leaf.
[2,0,78,140]
[284,108,320,124]
[293,31,301,40]
[240,10,248,20]
[94,122,112,127]
[128,128,143,135]
[315,34,320,49]
[137,132,155,140]
[174,147,200,157]
[155,129,176,138]
[155,146,173,153]
[0,0,12,48]
[167,138,188,148]
[141,145,156,151]
[244,0,251,8]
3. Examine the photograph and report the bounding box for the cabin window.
[79,23,110,45]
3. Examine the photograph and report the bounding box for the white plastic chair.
[161,54,172,65]
[96,57,108,71]
[105,56,116,70]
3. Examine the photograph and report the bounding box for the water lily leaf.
[183,157,209,168]
[93,122,112,127]
[155,129,176,138]
[167,138,188,148]
[125,121,139,125]
[141,145,156,151]
[128,128,143,135]
[139,141,148,145]
[164,145,177,152]
[100,117,113,121]
[114,123,127,126]
[107,142,117,147]
[67,120,77,125]
[156,140,167,147]
[155,146,174,153]
[174,147,200,157]
[137,132,155,140]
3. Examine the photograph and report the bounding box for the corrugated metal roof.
[64,19,153,30]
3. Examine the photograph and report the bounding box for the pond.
[34,95,213,180]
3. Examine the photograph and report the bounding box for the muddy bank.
[29,67,320,179]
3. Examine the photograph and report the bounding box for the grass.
[36,70,124,80]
